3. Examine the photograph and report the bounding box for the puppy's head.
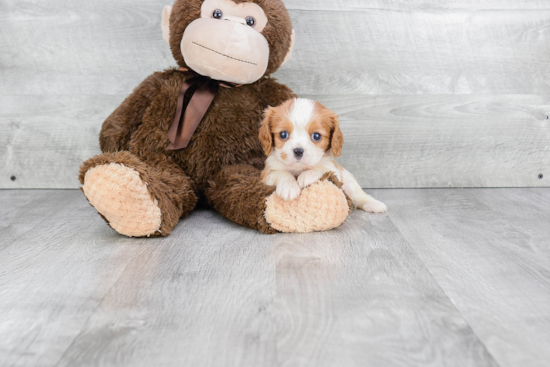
[259,98,344,166]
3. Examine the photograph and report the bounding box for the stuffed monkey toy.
[79,0,352,237]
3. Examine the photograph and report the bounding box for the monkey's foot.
[264,173,352,233]
[82,163,162,237]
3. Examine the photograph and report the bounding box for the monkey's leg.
[206,165,352,234]
[79,151,197,237]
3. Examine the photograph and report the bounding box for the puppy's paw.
[276,180,301,201]
[297,170,325,189]
[361,200,388,214]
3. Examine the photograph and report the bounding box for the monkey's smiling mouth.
[192,42,257,66]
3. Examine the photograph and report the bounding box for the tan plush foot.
[264,180,350,233]
[82,163,162,237]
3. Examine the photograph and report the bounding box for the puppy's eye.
[312,132,322,142]
[279,131,289,140]
[212,9,223,19]
[245,16,255,27]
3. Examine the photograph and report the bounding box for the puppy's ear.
[330,113,344,157]
[259,107,275,156]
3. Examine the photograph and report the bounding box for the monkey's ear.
[281,30,295,66]
[161,6,172,44]
[259,107,275,156]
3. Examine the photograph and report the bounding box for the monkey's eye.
[212,9,223,19]
[245,16,256,27]
[312,132,322,142]
[279,131,289,140]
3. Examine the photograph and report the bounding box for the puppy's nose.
[293,148,304,159]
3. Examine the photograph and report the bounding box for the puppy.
[259,98,387,213]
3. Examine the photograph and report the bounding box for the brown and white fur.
[259,98,387,213]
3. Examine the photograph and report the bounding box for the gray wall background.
[1,0,549,189]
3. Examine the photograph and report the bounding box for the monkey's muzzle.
[181,18,270,85]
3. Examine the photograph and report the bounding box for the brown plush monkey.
[79,0,352,237]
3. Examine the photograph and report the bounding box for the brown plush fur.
[80,0,349,236]
[206,164,277,234]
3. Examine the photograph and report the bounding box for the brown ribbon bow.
[166,67,241,151]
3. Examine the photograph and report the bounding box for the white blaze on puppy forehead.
[287,98,316,128]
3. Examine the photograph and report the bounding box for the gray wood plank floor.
[1,188,549,367]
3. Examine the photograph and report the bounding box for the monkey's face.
[163,0,294,85]
[182,0,269,84]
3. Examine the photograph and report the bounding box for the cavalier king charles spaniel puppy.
[259,98,387,213]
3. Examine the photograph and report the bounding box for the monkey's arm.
[205,165,352,234]
[99,71,170,153]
